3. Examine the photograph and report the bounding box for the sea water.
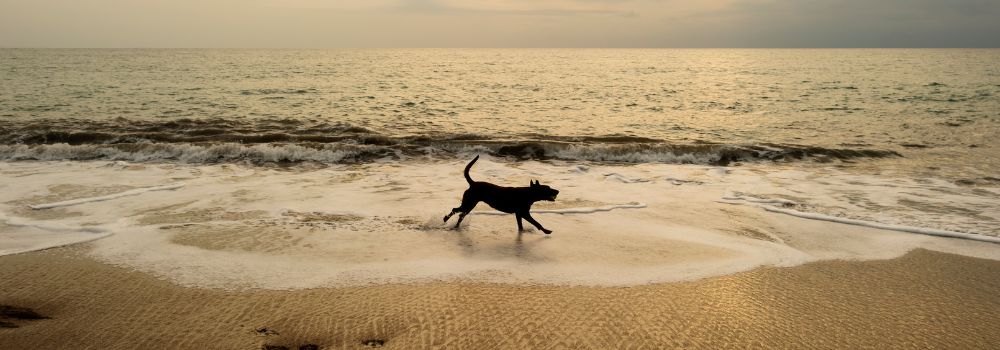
[1,49,999,289]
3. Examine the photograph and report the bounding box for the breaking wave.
[0,141,901,165]
[0,117,901,165]
[0,143,380,164]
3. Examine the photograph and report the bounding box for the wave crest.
[0,141,901,165]
[0,118,902,165]
[0,143,384,164]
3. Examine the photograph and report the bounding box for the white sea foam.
[29,183,185,209]
[548,144,722,164]
[472,203,648,216]
[602,173,652,183]
[722,193,797,205]
[1,159,998,290]
[0,143,371,163]
[706,167,729,177]
[0,211,125,255]
[758,205,1000,244]
[722,193,1000,243]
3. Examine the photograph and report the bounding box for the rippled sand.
[2,246,999,349]
[3,158,1000,348]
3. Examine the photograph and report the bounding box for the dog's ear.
[530,180,538,187]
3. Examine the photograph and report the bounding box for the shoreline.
[3,245,999,349]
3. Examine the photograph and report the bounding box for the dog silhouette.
[443,156,559,234]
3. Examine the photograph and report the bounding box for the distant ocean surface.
[2,49,1000,286]
[1,49,998,175]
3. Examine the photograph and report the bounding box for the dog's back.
[468,182,537,213]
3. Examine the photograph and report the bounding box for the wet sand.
[2,246,999,349]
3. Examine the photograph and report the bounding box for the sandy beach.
[3,43,1000,350]
[3,159,1000,349]
[4,160,1000,285]
[2,244,999,349]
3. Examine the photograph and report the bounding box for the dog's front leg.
[515,213,524,231]
[443,208,460,222]
[522,212,552,234]
[444,208,458,222]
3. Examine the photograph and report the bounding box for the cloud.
[254,0,397,10]
[388,0,637,17]
[694,0,1000,47]
[0,0,996,47]
[257,0,641,17]
[393,0,450,14]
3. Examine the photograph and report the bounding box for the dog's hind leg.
[447,192,479,228]
[522,212,552,234]
[445,190,477,222]
[453,210,472,229]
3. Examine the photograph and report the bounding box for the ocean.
[1,49,999,289]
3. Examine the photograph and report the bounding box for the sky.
[1,0,998,48]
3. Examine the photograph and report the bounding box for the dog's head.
[530,180,559,201]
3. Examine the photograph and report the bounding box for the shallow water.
[2,158,998,290]
[1,49,998,288]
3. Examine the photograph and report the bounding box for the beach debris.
[0,305,50,328]
[261,345,319,350]
[254,327,279,336]
[362,339,386,348]
[29,183,186,210]
[282,210,364,223]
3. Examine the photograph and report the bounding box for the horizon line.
[3,47,999,50]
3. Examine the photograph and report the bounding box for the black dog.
[443,156,560,234]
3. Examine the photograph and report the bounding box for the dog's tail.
[464,155,479,185]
